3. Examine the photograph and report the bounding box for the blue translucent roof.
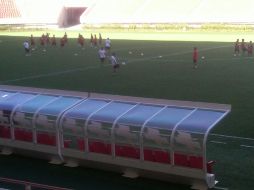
[90,101,136,122]
[38,96,82,116]
[0,87,230,139]
[17,94,58,113]
[0,91,17,102]
[0,93,36,110]
[117,104,164,125]
[64,99,110,119]
[176,109,226,134]
[145,107,195,130]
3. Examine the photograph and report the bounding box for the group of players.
[24,32,120,73]
[234,38,253,56]
[191,38,253,69]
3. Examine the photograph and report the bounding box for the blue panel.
[176,109,226,133]
[146,107,194,130]
[64,99,110,119]
[18,95,58,113]
[117,104,164,125]
[0,93,36,111]
[38,97,82,116]
[0,91,17,102]
[90,101,136,122]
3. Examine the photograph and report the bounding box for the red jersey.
[193,49,198,62]
[30,35,35,46]
[60,38,65,47]
[51,36,56,46]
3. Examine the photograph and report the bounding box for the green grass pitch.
[0,31,253,190]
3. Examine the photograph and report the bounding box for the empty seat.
[63,139,72,148]
[189,156,203,169]
[77,138,85,151]
[174,153,189,167]
[144,149,171,164]
[144,149,154,162]
[116,145,140,159]
[115,145,124,156]
[14,128,33,142]
[89,141,111,155]
[37,133,56,146]
[153,150,171,164]
[0,126,11,139]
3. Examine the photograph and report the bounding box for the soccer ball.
[201,56,205,59]
[122,62,126,65]
[158,55,162,58]
[74,53,78,56]
[129,51,132,54]
[233,54,236,57]
[141,53,144,56]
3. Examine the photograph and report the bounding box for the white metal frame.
[170,108,198,166]
[111,103,140,157]
[84,100,113,153]
[9,93,38,140]
[139,106,168,161]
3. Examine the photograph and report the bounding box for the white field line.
[211,133,254,141]
[240,145,254,148]
[210,141,227,145]
[1,65,102,83]
[214,186,229,190]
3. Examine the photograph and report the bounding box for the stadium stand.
[80,0,254,24]
[0,0,21,18]
[0,0,253,26]
[80,0,148,23]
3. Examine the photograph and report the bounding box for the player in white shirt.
[110,52,120,72]
[98,47,106,63]
[105,38,111,51]
[23,40,30,56]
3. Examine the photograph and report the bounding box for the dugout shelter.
[0,85,231,190]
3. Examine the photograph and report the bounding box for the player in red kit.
[51,35,57,46]
[234,39,240,56]
[90,33,93,47]
[99,33,102,46]
[63,32,68,44]
[30,34,35,50]
[78,33,85,48]
[40,34,45,47]
[247,41,253,56]
[93,34,98,48]
[60,37,65,47]
[193,47,198,69]
[241,39,246,55]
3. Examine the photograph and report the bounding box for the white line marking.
[210,141,227,145]
[1,65,105,84]
[214,186,229,190]
[211,133,254,141]
[240,145,254,148]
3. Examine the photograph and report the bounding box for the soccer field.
[0,31,254,190]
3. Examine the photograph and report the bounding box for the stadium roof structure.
[0,85,231,189]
